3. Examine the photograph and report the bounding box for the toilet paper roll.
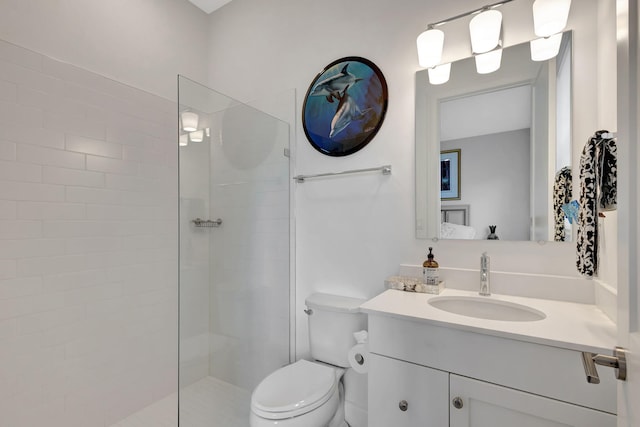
[348,344,369,374]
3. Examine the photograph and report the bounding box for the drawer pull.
[398,400,408,411]
[452,396,464,409]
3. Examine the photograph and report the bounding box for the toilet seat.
[251,360,338,420]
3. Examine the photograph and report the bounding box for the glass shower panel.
[178,76,290,426]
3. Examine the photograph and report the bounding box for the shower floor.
[110,376,251,427]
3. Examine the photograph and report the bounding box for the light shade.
[179,134,189,147]
[530,33,563,61]
[189,130,204,143]
[417,28,445,68]
[181,111,199,132]
[469,9,502,54]
[532,0,571,37]
[428,63,451,85]
[475,49,503,74]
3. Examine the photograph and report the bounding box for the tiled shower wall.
[0,40,178,427]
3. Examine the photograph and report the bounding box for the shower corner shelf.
[192,218,222,228]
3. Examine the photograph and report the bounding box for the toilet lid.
[251,359,338,419]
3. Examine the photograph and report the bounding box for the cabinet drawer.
[450,374,616,427]
[368,353,449,427]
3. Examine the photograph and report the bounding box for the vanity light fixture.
[469,9,503,54]
[416,0,512,84]
[179,134,189,147]
[189,130,204,143]
[417,0,572,83]
[532,0,571,37]
[417,27,445,68]
[530,33,563,61]
[181,111,199,132]
[428,63,452,85]
[475,48,503,74]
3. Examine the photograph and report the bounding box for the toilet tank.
[305,293,368,367]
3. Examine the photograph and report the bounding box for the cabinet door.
[450,375,616,427]
[368,353,448,427]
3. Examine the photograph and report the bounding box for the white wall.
[205,0,614,358]
[0,40,179,426]
[0,0,209,100]
[442,129,531,241]
[0,1,621,421]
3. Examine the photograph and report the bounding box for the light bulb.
[469,9,502,54]
[533,0,571,37]
[417,28,445,68]
[428,63,451,85]
[475,49,502,74]
[530,33,563,61]
[189,130,204,143]
[181,111,199,132]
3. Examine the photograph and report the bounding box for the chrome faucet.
[480,252,491,296]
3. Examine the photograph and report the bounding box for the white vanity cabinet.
[366,308,617,427]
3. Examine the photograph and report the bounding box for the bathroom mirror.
[416,32,575,241]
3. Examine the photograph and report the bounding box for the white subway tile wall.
[0,39,178,427]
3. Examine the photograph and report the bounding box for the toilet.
[250,293,368,427]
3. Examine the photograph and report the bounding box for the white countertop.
[361,288,617,354]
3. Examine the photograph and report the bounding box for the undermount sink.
[428,296,546,322]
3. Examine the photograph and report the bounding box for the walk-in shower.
[0,43,290,424]
[177,76,291,426]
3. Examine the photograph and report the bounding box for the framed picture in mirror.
[441,149,461,200]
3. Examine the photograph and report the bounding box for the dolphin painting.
[310,64,363,103]
[329,86,372,139]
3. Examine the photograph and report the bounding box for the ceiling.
[187,0,234,14]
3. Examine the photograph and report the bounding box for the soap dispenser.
[422,247,439,286]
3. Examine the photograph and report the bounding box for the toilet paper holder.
[348,330,369,373]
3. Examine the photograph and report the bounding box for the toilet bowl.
[250,359,346,427]
[249,293,367,427]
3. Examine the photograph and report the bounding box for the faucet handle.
[481,252,490,268]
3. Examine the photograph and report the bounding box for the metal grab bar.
[293,165,391,183]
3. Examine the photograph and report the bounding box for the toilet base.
[327,383,346,427]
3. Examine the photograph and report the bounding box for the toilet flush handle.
[304,309,313,315]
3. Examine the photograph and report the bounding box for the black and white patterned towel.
[553,166,572,242]
[576,130,617,277]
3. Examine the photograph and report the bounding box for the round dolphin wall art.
[302,57,388,156]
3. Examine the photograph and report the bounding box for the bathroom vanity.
[361,289,617,427]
